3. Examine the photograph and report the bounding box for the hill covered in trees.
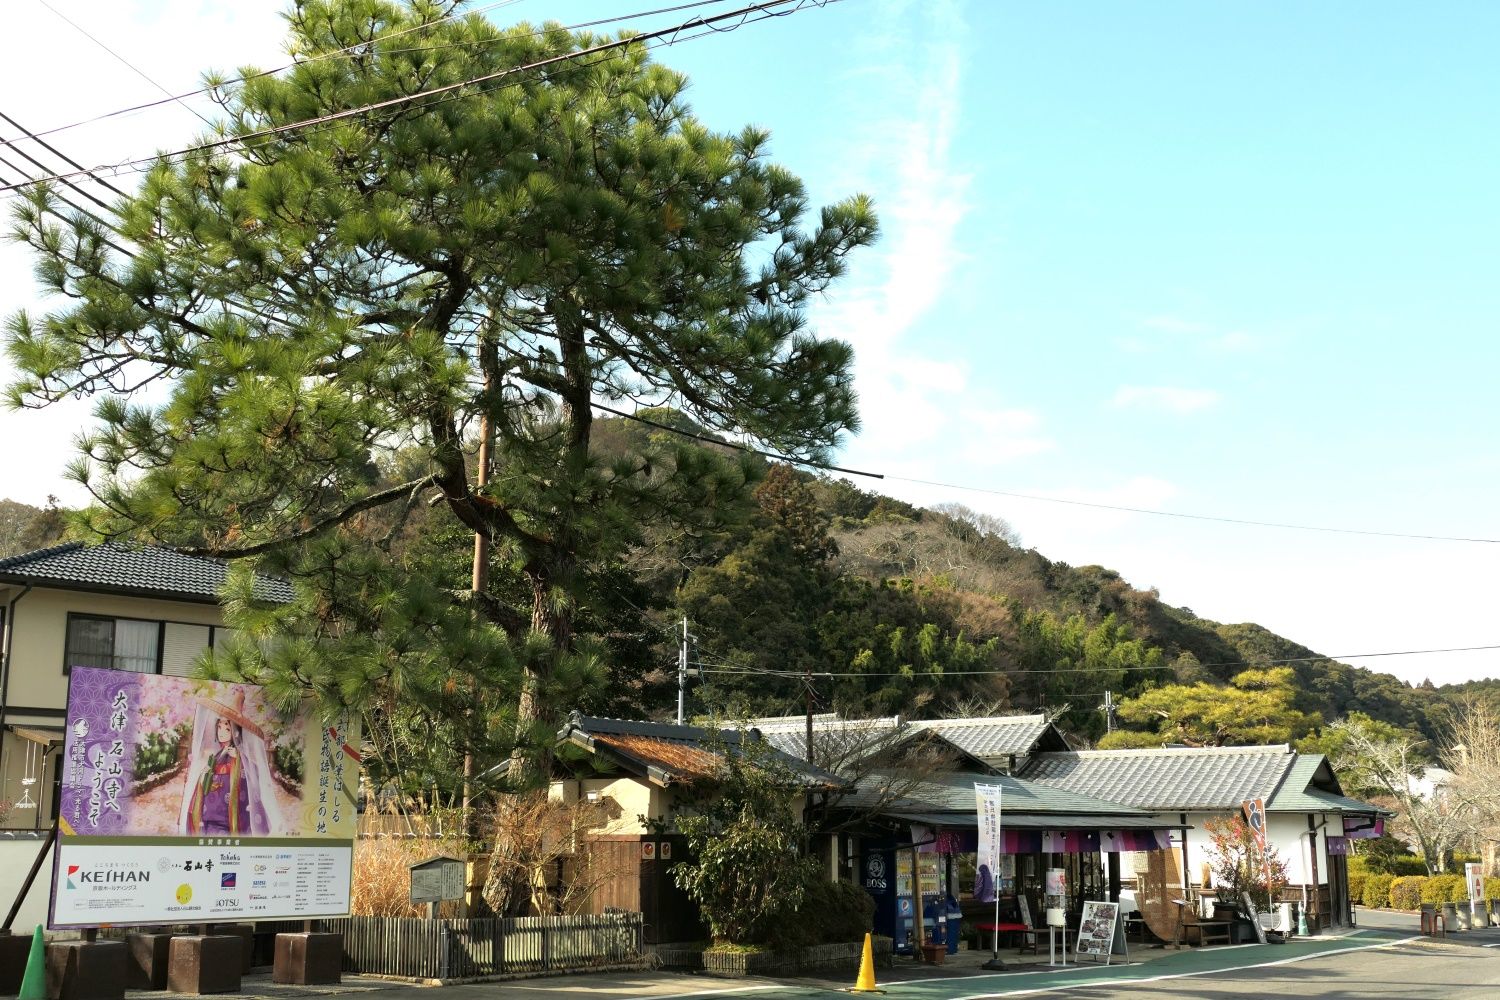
[16,412,1487,757]
[582,417,1491,747]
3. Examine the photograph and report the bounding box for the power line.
[698,643,1500,679]
[5,0,535,151]
[0,0,840,196]
[883,474,1500,545]
[36,0,218,130]
[583,407,1499,545]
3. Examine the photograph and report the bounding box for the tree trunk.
[511,560,574,781]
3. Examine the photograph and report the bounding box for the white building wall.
[1153,810,1334,890]
[0,834,56,932]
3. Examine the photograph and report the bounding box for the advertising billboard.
[50,666,359,928]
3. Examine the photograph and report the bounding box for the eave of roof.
[0,542,292,604]
[558,714,844,789]
[889,810,1184,831]
[1020,745,1298,811]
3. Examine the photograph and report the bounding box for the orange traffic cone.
[846,932,883,993]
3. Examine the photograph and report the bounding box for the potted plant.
[1203,816,1290,942]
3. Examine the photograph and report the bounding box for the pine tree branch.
[175,474,440,558]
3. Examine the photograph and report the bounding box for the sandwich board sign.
[410,856,466,906]
[1075,900,1123,964]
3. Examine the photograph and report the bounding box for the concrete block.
[166,936,241,995]
[272,933,342,986]
[124,933,173,991]
[45,941,126,1000]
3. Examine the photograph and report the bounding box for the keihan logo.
[68,865,148,888]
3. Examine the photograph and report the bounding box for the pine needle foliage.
[4,0,877,779]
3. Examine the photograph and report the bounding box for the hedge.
[1348,872,1368,906]
[1350,871,1500,909]
[1389,876,1425,911]
[1422,875,1465,904]
[1363,874,1394,909]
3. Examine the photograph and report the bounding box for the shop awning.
[7,726,62,746]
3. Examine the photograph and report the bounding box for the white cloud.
[0,1,289,508]
[956,406,1053,465]
[1112,385,1222,413]
[811,0,1013,469]
[1136,314,1258,353]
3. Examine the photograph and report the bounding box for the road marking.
[906,946,1262,987]
[946,935,1425,1000]
[634,986,783,1000]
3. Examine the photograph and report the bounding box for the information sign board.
[50,667,359,928]
[410,856,466,905]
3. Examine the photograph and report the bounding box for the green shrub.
[1356,837,1425,875]
[1450,877,1475,904]
[1485,877,1500,899]
[770,878,875,950]
[1422,875,1464,904]
[1347,872,1368,905]
[1363,874,1394,909]
[1388,876,1425,910]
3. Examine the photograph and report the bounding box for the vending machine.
[894,851,944,953]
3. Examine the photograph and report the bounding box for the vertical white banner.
[974,783,1003,899]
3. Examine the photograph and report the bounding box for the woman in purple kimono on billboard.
[177,688,283,836]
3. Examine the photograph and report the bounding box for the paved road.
[1046,936,1500,1000]
[289,921,1500,1000]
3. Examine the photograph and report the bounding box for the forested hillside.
[587,416,1493,746]
[12,413,1491,754]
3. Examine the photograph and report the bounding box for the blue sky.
[2,0,1497,685]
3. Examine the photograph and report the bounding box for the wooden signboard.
[410,855,466,905]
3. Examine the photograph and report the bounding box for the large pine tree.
[5,0,876,777]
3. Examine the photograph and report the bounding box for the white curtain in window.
[162,624,212,677]
[113,620,160,674]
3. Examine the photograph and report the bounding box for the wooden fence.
[319,912,644,979]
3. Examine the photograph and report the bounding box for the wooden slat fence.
[319,912,643,979]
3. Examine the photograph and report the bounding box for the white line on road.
[638,986,784,1000]
[946,935,1425,1000]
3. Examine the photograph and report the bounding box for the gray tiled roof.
[843,768,1153,818]
[907,715,1064,760]
[0,542,293,604]
[1268,753,1389,815]
[1020,746,1298,811]
[751,715,904,762]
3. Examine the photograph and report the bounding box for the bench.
[975,921,1037,953]
[1172,902,1232,947]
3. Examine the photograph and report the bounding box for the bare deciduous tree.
[482,790,621,916]
[1330,717,1474,874]
[1442,698,1500,875]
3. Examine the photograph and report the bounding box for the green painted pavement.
[731,928,1418,1000]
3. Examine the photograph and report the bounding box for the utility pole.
[805,663,814,763]
[677,617,689,725]
[1100,691,1116,734]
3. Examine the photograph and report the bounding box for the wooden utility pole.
[461,350,496,908]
